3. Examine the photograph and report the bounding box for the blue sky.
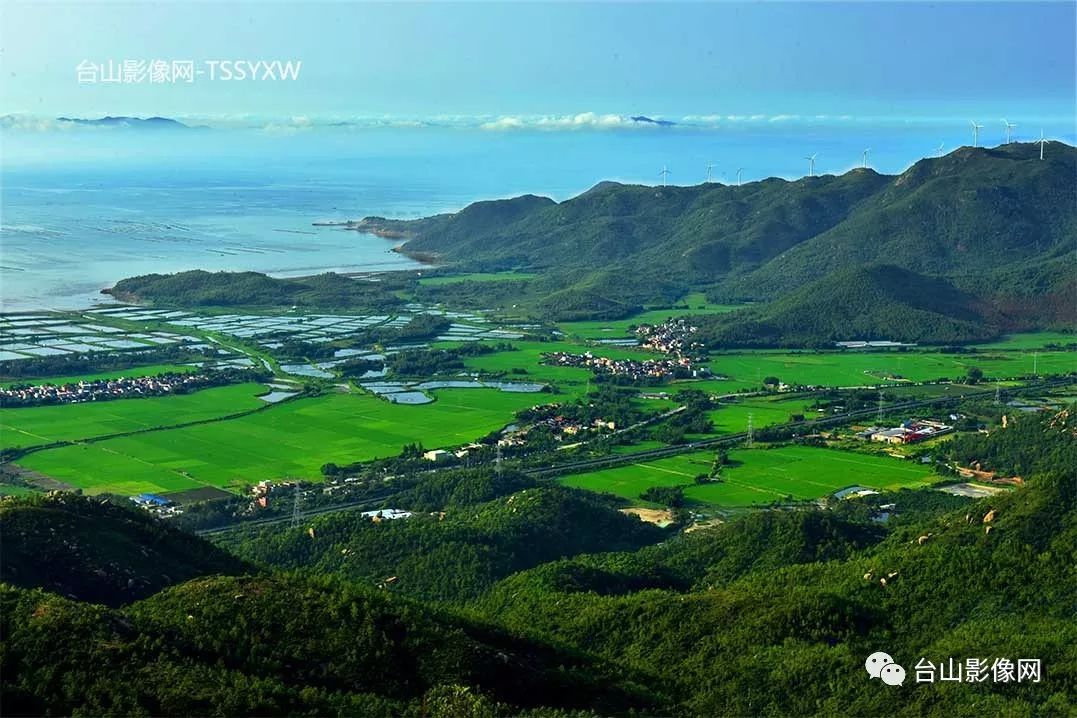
[1,1,1074,123]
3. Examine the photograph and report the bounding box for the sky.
[1,1,1074,125]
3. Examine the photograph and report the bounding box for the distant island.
[631,115,677,126]
[54,115,198,130]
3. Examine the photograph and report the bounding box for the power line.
[291,486,302,528]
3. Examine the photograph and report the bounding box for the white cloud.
[480,112,644,131]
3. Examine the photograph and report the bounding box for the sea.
[2,119,1074,311]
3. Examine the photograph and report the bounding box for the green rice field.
[456,335,1074,395]
[704,395,820,435]
[701,349,1075,390]
[974,332,1076,350]
[15,388,541,496]
[461,340,656,393]
[0,383,269,451]
[560,445,937,508]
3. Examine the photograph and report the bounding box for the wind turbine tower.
[1002,119,1016,144]
[706,163,715,183]
[862,148,871,169]
[736,168,744,187]
[805,153,817,177]
[659,166,671,187]
[936,142,945,157]
[1037,130,1047,160]
[970,120,983,147]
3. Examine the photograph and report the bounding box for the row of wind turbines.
[662,122,1051,186]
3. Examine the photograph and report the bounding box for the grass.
[0,364,197,388]
[461,340,656,395]
[418,271,537,286]
[560,445,936,508]
[458,335,1074,396]
[700,349,1076,390]
[0,484,38,497]
[704,395,820,435]
[974,332,1076,350]
[16,388,541,496]
[0,383,269,451]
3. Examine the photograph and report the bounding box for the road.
[524,378,1075,478]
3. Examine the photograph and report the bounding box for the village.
[542,350,708,382]
[635,317,704,356]
[0,372,217,408]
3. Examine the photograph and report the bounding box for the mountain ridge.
[378,142,1076,339]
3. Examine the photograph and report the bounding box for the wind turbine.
[862,148,871,169]
[736,168,744,187]
[970,120,983,147]
[936,142,945,157]
[706,163,715,183]
[805,153,817,177]
[659,166,671,187]
[1002,118,1016,144]
[1037,129,1047,160]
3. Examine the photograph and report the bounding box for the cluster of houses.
[530,414,615,438]
[857,419,954,445]
[0,373,211,407]
[542,351,708,382]
[635,318,704,356]
[129,492,180,517]
[422,443,486,464]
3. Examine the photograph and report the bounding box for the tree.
[965,366,984,384]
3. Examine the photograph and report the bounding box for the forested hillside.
[386,142,1076,337]
[109,270,404,311]
[0,493,251,606]
[222,485,667,602]
[2,412,1074,717]
[694,264,1001,346]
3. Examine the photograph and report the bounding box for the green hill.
[0,493,251,606]
[1,575,658,717]
[391,142,1075,337]
[108,270,403,312]
[222,486,667,603]
[696,264,1000,346]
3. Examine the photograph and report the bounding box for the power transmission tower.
[291,486,302,528]
[746,413,754,448]
[495,443,503,478]
[995,385,1002,406]
[877,390,884,424]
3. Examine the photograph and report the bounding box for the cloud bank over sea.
[3,111,1075,135]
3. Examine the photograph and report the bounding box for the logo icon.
[866,651,905,685]
[880,663,906,686]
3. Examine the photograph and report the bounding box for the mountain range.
[357,142,1075,343]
